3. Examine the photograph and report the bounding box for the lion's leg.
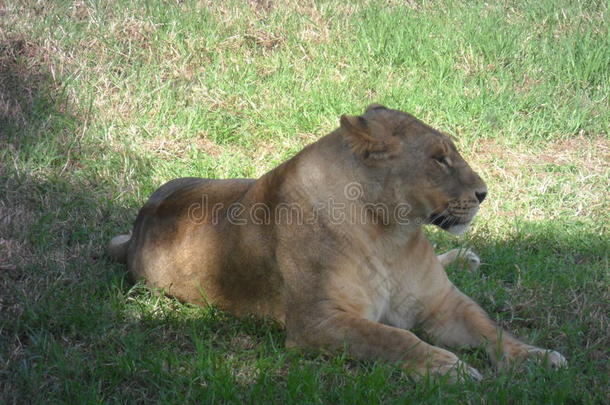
[421,287,567,369]
[286,310,482,382]
[437,248,481,271]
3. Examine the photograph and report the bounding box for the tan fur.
[108,105,566,380]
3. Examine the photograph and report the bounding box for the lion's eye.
[435,156,449,166]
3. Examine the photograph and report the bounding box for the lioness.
[108,104,566,380]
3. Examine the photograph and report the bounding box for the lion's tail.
[107,233,131,263]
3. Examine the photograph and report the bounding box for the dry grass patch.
[465,135,609,220]
[137,127,224,160]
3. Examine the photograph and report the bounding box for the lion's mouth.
[428,212,472,234]
[429,213,459,229]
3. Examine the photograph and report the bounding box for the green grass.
[1,0,608,403]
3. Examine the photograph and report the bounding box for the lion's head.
[339,104,487,234]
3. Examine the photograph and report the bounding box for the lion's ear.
[340,114,369,137]
[365,103,387,113]
[340,115,399,161]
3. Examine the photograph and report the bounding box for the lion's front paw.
[526,348,568,368]
[434,360,483,383]
[498,345,568,370]
[437,248,482,272]
[414,349,482,383]
[462,249,481,272]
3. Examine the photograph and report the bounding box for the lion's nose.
[475,191,487,203]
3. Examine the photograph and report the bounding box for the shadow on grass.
[0,35,137,399]
[1,36,66,145]
[0,31,130,300]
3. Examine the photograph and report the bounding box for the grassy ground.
[1,0,608,403]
